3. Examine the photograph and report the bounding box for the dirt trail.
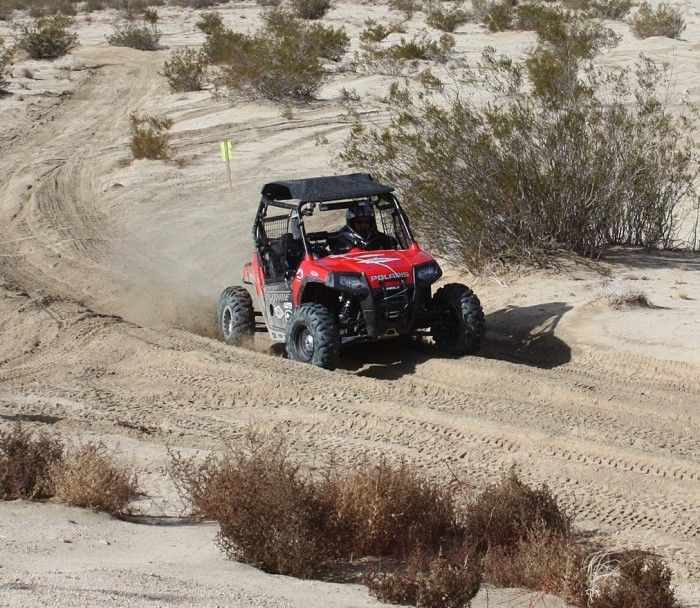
[0,45,698,604]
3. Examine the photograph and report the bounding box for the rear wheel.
[431,283,485,356]
[218,286,254,346]
[286,303,340,370]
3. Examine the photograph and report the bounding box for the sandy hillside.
[0,0,699,606]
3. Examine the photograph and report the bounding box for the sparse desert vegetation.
[52,441,139,514]
[107,20,160,49]
[630,1,686,39]
[1,426,138,515]
[593,280,653,308]
[0,37,13,91]
[170,433,681,608]
[203,8,348,100]
[129,112,173,159]
[290,0,332,20]
[342,6,697,270]
[162,46,207,91]
[425,1,471,32]
[195,10,222,35]
[15,14,78,59]
[1,425,63,500]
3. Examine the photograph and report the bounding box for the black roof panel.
[262,173,394,203]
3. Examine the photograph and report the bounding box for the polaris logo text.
[371,272,409,281]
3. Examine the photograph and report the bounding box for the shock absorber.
[338,296,354,325]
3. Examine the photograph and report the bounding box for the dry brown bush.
[426,2,470,32]
[129,112,173,160]
[0,425,63,500]
[365,549,483,608]
[170,434,337,577]
[593,281,652,309]
[325,456,461,558]
[586,550,678,608]
[463,470,572,553]
[52,442,139,515]
[484,526,588,604]
[195,10,223,35]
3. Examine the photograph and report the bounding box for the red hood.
[312,248,435,288]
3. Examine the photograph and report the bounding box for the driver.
[328,201,397,254]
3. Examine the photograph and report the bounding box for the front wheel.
[286,303,340,370]
[431,283,485,356]
[218,286,254,346]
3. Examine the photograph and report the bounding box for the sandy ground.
[0,1,699,606]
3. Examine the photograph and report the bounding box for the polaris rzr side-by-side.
[218,173,485,370]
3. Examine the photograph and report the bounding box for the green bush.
[426,2,471,32]
[630,2,685,39]
[195,10,223,35]
[389,0,421,19]
[0,38,14,91]
[359,18,392,43]
[589,0,633,19]
[207,10,335,99]
[340,8,696,269]
[129,112,173,160]
[16,15,78,59]
[162,47,207,92]
[142,7,158,23]
[307,22,349,61]
[170,0,218,7]
[107,22,160,50]
[290,0,331,19]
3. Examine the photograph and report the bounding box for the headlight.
[415,261,442,283]
[326,273,369,296]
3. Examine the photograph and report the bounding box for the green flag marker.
[220,140,233,162]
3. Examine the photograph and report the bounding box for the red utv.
[218,173,485,370]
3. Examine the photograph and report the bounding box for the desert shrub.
[307,22,349,61]
[382,33,454,61]
[170,0,218,7]
[142,7,158,22]
[256,0,281,5]
[629,2,685,39]
[16,15,78,59]
[589,0,633,19]
[360,18,392,43]
[389,0,421,19]
[0,38,13,91]
[324,457,461,558]
[0,425,63,500]
[290,0,331,19]
[474,0,517,31]
[162,47,207,91]
[592,281,652,309]
[107,22,160,50]
[341,6,696,270]
[484,526,588,604]
[426,2,470,31]
[0,5,14,20]
[587,550,678,608]
[365,550,483,608]
[170,435,337,577]
[52,442,139,515]
[207,10,331,99]
[27,0,78,17]
[129,112,173,160]
[463,471,572,553]
[195,10,223,34]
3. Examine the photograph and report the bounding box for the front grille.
[374,283,413,322]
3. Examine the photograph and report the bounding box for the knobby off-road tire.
[285,303,340,370]
[432,283,485,356]
[218,286,254,346]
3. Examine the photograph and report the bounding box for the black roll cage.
[253,193,415,258]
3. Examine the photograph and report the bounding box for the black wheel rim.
[294,325,315,360]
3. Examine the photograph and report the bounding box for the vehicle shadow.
[481,301,572,370]
[338,301,573,379]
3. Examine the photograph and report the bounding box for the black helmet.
[346,200,374,222]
